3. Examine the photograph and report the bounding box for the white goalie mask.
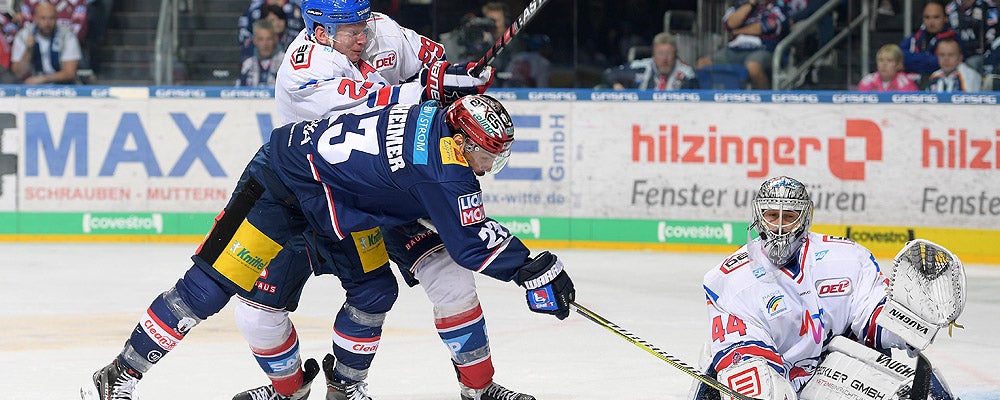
[750,176,814,266]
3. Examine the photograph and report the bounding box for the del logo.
[373,50,397,70]
[816,278,852,297]
[458,191,485,226]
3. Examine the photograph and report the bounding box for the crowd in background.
[1,0,997,92]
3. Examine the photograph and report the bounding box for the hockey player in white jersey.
[232,1,536,400]
[692,176,963,400]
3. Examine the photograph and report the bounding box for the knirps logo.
[631,119,883,180]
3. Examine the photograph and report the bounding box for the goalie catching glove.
[876,239,966,351]
[420,61,495,104]
[517,251,575,320]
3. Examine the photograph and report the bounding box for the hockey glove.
[420,61,495,104]
[517,251,575,320]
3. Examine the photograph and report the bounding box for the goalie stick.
[469,0,553,76]
[570,302,761,400]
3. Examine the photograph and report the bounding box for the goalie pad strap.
[800,337,913,400]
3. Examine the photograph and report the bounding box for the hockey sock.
[252,327,304,396]
[121,286,204,373]
[330,303,385,382]
[437,303,493,389]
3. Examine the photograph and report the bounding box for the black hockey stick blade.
[570,302,761,400]
[470,0,553,76]
[910,353,933,400]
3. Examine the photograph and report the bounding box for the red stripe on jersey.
[779,239,809,284]
[865,306,883,347]
[374,86,393,106]
[435,304,484,330]
[475,237,509,273]
[251,326,299,356]
[714,345,784,372]
[307,154,344,240]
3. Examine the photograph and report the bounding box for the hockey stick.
[570,302,760,400]
[469,0,553,76]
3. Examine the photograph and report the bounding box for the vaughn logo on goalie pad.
[886,308,930,334]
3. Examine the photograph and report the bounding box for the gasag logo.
[458,191,485,226]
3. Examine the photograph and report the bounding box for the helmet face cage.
[750,176,814,266]
[446,95,514,174]
[302,0,372,37]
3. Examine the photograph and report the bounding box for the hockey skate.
[322,354,373,400]
[460,382,536,400]
[232,357,320,400]
[80,358,142,400]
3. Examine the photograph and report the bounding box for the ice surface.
[2,243,998,399]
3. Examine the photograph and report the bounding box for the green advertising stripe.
[0,212,216,235]
[1,212,746,247]
[493,216,749,245]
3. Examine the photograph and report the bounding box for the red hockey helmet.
[445,94,514,174]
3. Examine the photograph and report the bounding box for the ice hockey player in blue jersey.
[81,94,576,400]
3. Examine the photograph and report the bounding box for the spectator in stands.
[240,4,293,61]
[19,0,87,44]
[604,32,698,90]
[697,0,792,89]
[899,1,964,76]
[237,19,282,87]
[238,0,303,61]
[500,33,552,88]
[927,37,982,91]
[788,0,842,57]
[945,0,998,73]
[10,2,81,84]
[857,43,919,91]
[440,2,518,70]
[0,1,20,83]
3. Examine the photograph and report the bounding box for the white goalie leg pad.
[876,239,966,351]
[413,247,479,317]
[235,299,293,349]
[716,356,796,400]
[800,337,913,400]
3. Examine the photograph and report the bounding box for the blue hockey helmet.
[301,0,371,37]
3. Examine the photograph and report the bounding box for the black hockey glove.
[516,251,575,320]
[419,60,495,104]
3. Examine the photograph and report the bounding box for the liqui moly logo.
[458,191,485,226]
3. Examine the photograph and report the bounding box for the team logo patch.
[529,287,558,311]
[720,252,750,274]
[815,249,829,261]
[458,191,485,226]
[372,50,397,71]
[815,277,852,297]
[439,137,469,166]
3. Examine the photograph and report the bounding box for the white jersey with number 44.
[275,12,447,125]
[700,232,908,392]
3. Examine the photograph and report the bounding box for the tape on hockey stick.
[570,302,761,400]
[470,0,553,76]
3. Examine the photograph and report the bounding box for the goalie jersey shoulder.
[702,246,760,303]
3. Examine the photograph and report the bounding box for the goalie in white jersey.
[692,176,963,400]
